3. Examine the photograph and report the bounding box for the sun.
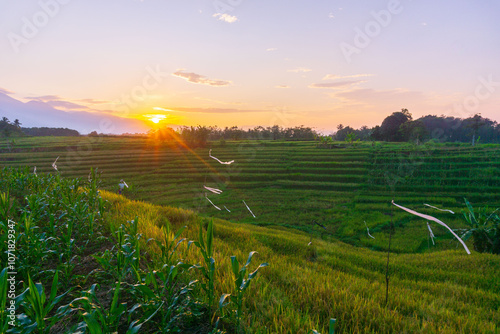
[144,114,167,124]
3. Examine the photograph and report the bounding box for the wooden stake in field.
[385,205,394,306]
[33,166,37,177]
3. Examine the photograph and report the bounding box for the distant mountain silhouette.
[0,92,149,134]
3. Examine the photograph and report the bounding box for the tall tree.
[466,113,485,146]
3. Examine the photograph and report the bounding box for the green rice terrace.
[0,136,499,333]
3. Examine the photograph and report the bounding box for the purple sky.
[1,0,499,133]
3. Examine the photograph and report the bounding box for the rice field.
[1,137,499,254]
[1,136,500,333]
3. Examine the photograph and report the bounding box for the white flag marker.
[205,194,221,210]
[364,221,375,239]
[392,201,470,254]
[242,200,256,218]
[424,203,454,214]
[427,222,435,245]
[52,156,59,171]
[209,149,234,165]
[204,185,223,194]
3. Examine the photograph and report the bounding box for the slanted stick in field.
[52,156,59,171]
[392,201,470,254]
[364,221,375,239]
[205,193,221,210]
[224,205,231,212]
[427,222,435,245]
[424,203,455,214]
[209,149,234,165]
[242,200,256,218]
[33,166,37,176]
[203,185,223,194]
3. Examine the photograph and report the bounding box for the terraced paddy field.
[1,137,499,254]
[1,136,500,333]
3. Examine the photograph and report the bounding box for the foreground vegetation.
[0,167,499,333]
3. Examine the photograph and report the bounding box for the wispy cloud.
[332,88,425,106]
[288,67,312,73]
[194,97,243,105]
[0,87,15,95]
[266,48,277,51]
[213,13,238,23]
[78,98,110,105]
[322,74,373,80]
[275,85,290,89]
[152,106,268,114]
[172,70,231,87]
[26,95,91,111]
[309,80,365,89]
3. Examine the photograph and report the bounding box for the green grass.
[2,137,500,254]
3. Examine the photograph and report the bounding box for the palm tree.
[13,119,21,128]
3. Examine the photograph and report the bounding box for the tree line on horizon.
[0,117,80,137]
[150,109,500,147]
[3,111,500,146]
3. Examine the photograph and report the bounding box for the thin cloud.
[288,67,312,73]
[213,13,238,23]
[309,80,365,89]
[275,85,290,89]
[266,48,278,51]
[26,95,90,110]
[0,87,15,95]
[322,74,373,80]
[158,107,268,114]
[172,70,231,87]
[333,88,425,104]
[78,98,110,105]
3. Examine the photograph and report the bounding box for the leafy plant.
[70,283,133,334]
[460,199,500,254]
[220,251,268,332]
[17,271,71,333]
[193,220,216,308]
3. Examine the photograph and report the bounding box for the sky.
[0,0,499,134]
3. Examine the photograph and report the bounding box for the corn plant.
[193,219,216,308]
[220,251,268,332]
[16,271,71,333]
[124,217,142,278]
[129,264,198,332]
[69,283,130,334]
[0,268,11,332]
[148,224,187,268]
[0,190,12,222]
